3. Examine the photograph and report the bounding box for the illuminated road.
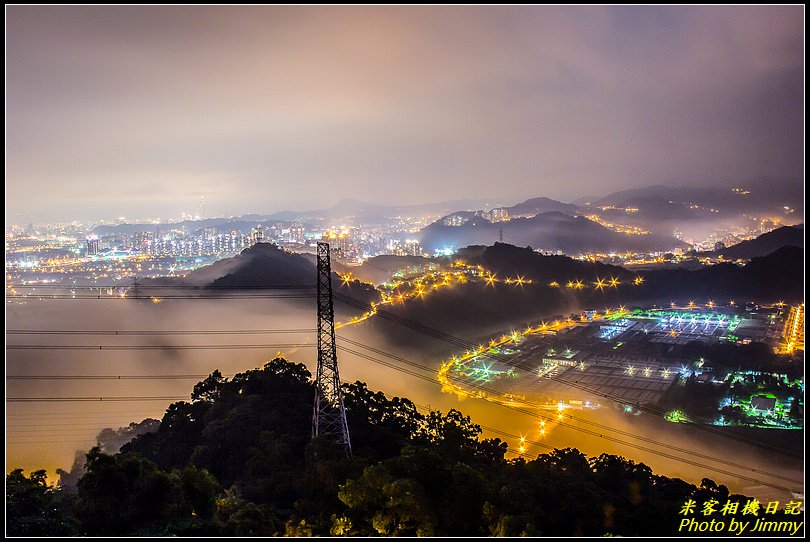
[335,261,535,329]
[335,260,645,330]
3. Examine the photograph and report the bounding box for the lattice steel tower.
[312,242,352,457]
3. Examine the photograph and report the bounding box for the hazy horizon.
[7,6,804,223]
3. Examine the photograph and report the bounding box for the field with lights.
[596,308,745,345]
[437,306,785,415]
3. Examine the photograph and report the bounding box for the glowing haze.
[6,6,803,222]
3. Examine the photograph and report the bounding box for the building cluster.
[781,304,804,353]
[320,228,424,260]
[88,230,254,258]
[482,208,510,222]
[441,208,510,227]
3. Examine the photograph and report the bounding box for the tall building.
[85,235,99,256]
[782,304,804,352]
[443,215,467,226]
[323,228,356,259]
[251,225,264,244]
[403,240,422,257]
[290,222,305,243]
[487,208,510,222]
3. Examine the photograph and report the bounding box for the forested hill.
[7,358,802,536]
[455,243,804,302]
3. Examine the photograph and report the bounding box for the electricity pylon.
[312,242,352,457]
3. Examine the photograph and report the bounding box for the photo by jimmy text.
[678,498,803,535]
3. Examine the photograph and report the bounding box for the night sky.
[6,6,804,222]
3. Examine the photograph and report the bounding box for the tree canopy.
[7,357,799,536]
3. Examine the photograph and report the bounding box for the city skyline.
[7,5,804,223]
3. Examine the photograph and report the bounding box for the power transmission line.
[7,396,188,402]
[7,344,314,350]
[6,293,315,300]
[8,375,216,380]
[8,284,316,290]
[7,329,313,336]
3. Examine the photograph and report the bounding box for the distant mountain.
[595,185,724,207]
[419,211,685,254]
[713,225,804,260]
[503,196,580,216]
[570,195,601,206]
[646,246,804,302]
[266,198,388,221]
[453,243,804,304]
[136,243,379,306]
[134,243,314,287]
[209,245,378,305]
[431,196,579,228]
[266,197,502,222]
[371,243,801,307]
[576,182,803,241]
[208,244,320,288]
[592,182,803,220]
[89,198,507,234]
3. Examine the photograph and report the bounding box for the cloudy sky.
[6,6,804,222]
